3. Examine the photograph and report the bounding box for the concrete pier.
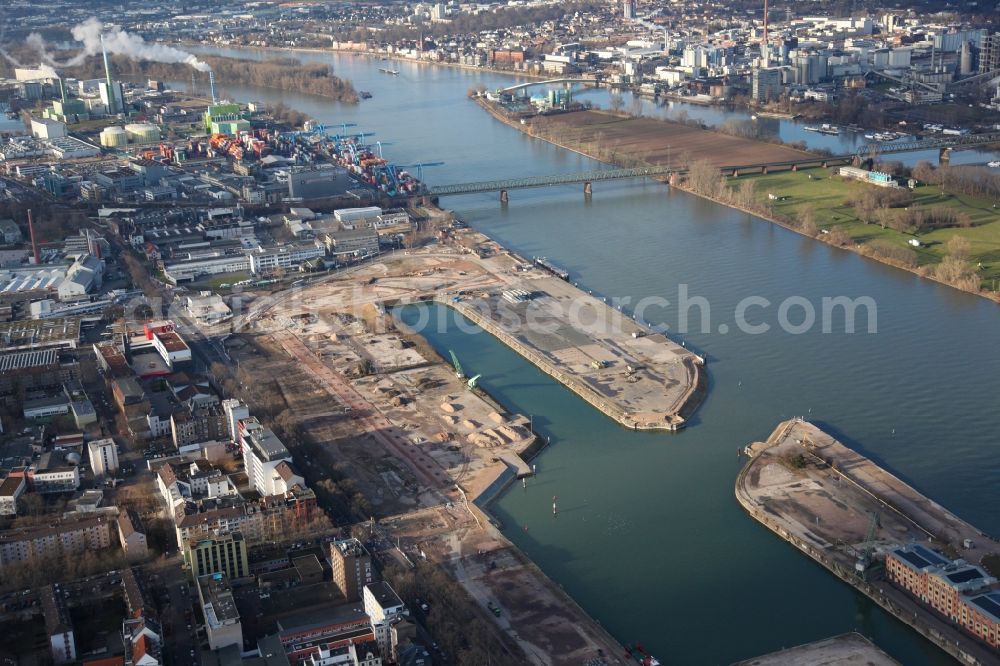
[736,419,1000,665]
[443,274,704,431]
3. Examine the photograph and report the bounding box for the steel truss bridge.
[425,132,1000,197]
[427,166,673,197]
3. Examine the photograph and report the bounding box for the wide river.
[191,47,999,664]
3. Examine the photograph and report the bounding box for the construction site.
[736,419,1000,665]
[225,226,707,661]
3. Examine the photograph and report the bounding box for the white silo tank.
[100,126,128,148]
[124,123,161,145]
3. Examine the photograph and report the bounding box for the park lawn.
[736,167,1000,286]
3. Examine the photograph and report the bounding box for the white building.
[197,574,243,651]
[222,399,249,445]
[334,207,382,223]
[87,438,119,478]
[247,243,325,274]
[0,475,26,516]
[31,118,66,140]
[363,582,408,660]
[239,418,294,495]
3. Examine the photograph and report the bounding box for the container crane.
[375,141,394,159]
[395,161,444,182]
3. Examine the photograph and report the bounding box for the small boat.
[359,91,372,99]
[989,161,1000,168]
[864,134,875,140]
[804,123,841,135]
[378,68,399,75]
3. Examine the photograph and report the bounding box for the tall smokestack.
[101,34,117,114]
[762,0,769,67]
[27,210,40,265]
[209,70,217,104]
[58,76,67,104]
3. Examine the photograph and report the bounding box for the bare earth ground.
[738,419,1000,665]
[530,110,811,167]
[229,242,627,663]
[731,631,900,666]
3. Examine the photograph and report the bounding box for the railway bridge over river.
[425,132,1000,201]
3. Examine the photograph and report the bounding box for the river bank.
[178,40,553,87]
[736,419,1000,665]
[475,97,1000,304]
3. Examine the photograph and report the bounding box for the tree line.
[65,54,359,104]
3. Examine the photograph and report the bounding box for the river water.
[190,47,999,664]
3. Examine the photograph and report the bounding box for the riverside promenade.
[736,419,1000,665]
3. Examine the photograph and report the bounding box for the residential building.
[29,450,80,493]
[222,399,249,444]
[240,418,294,495]
[185,532,249,581]
[363,582,407,660]
[88,437,119,478]
[752,67,783,103]
[0,474,26,515]
[123,609,162,666]
[171,402,227,449]
[197,573,243,651]
[330,538,374,602]
[0,513,113,569]
[117,509,149,562]
[41,585,76,665]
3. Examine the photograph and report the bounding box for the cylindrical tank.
[65,452,82,465]
[124,122,161,145]
[100,126,127,148]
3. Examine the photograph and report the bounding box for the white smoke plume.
[28,17,210,72]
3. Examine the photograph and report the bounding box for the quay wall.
[438,296,702,432]
[735,421,986,665]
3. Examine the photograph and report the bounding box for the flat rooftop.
[893,544,949,571]
[199,573,240,626]
[0,317,81,350]
[0,348,58,372]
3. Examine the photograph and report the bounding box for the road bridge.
[499,78,598,94]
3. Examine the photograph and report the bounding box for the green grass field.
[737,167,1000,286]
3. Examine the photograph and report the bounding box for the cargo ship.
[804,123,840,135]
[534,257,569,280]
[625,643,660,666]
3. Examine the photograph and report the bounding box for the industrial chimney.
[209,70,217,105]
[101,34,118,114]
[27,209,40,265]
[761,0,769,67]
